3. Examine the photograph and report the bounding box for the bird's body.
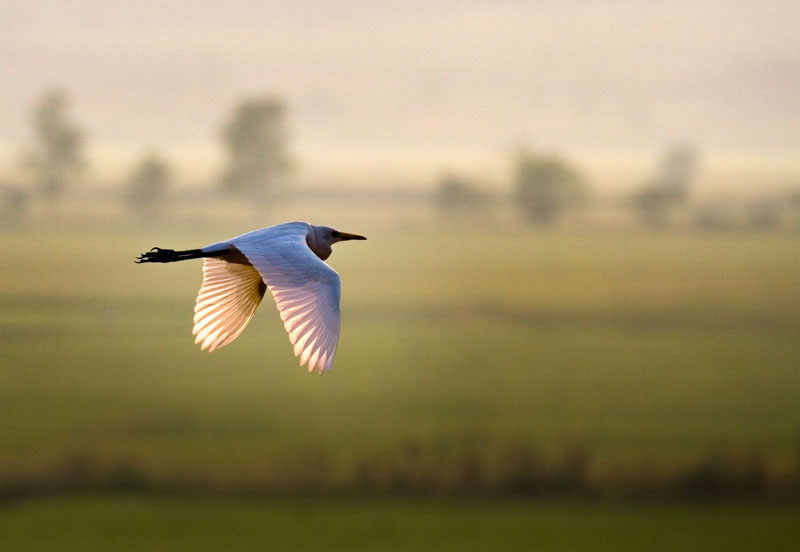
[136,222,366,374]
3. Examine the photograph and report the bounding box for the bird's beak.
[337,232,367,241]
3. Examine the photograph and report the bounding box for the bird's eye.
[331,230,340,238]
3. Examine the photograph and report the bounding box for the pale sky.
[1,1,798,185]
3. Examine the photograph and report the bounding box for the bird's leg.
[135,247,206,263]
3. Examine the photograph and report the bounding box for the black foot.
[135,247,177,263]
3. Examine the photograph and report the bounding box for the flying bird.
[136,222,366,374]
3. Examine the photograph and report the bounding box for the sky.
[1,1,798,186]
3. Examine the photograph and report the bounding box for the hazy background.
[2,2,800,550]
[1,0,799,190]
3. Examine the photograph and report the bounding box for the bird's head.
[307,225,367,260]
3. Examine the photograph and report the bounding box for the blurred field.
[3,215,800,459]
[2,496,799,551]
[2,204,800,547]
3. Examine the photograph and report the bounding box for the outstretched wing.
[231,224,342,374]
[193,257,267,352]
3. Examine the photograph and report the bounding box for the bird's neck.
[306,233,331,260]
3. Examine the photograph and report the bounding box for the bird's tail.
[135,247,209,263]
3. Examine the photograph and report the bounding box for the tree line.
[437,146,800,231]
[4,87,797,231]
[2,87,290,217]
[436,146,701,227]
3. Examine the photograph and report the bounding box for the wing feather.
[192,257,265,352]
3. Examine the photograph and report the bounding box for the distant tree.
[514,152,588,225]
[219,96,290,199]
[126,152,171,211]
[435,172,487,213]
[747,199,781,231]
[22,88,86,203]
[1,184,31,222]
[632,145,698,228]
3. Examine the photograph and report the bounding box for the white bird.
[136,222,366,374]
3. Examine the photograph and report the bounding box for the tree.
[126,152,171,211]
[435,172,487,213]
[22,88,86,202]
[219,96,290,199]
[1,185,31,223]
[514,152,588,225]
[632,145,698,228]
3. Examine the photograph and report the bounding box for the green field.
[2,496,799,551]
[2,210,800,547]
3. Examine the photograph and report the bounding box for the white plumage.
[193,256,264,352]
[137,222,366,374]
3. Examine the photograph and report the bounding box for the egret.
[135,222,366,374]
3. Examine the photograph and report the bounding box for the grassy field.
[2,496,799,551]
[2,207,800,546]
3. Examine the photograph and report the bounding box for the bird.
[136,222,366,374]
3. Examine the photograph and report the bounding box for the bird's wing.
[232,227,342,374]
[193,257,266,352]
